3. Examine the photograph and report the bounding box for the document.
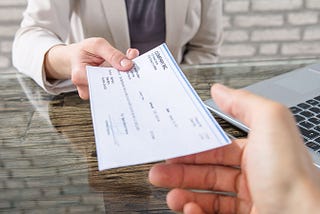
[87,44,231,170]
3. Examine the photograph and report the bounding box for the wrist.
[287,174,320,213]
[44,45,71,80]
[301,176,320,213]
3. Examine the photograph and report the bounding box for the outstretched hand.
[45,37,139,99]
[149,84,320,214]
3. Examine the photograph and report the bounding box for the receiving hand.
[149,84,320,214]
[45,37,139,99]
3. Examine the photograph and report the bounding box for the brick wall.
[221,0,320,62]
[0,0,25,71]
[1,0,320,71]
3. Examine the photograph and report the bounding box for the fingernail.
[126,49,132,56]
[120,58,131,67]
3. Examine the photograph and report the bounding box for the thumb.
[210,83,273,128]
[83,38,133,71]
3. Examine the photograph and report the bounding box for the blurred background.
[1,0,320,74]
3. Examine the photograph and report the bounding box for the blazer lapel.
[165,0,189,53]
[101,0,130,53]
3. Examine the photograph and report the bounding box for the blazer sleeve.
[12,0,76,95]
[182,0,223,64]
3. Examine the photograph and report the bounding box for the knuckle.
[89,37,107,47]
[266,102,290,117]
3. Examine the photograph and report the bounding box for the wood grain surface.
[0,61,314,213]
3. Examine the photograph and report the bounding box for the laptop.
[204,63,320,167]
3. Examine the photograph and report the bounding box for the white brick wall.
[306,0,320,9]
[234,15,284,28]
[304,27,320,40]
[221,0,320,62]
[0,0,25,71]
[0,0,319,71]
[252,0,303,11]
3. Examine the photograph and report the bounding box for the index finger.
[210,83,293,129]
[166,139,246,166]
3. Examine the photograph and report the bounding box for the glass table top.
[1,58,319,213]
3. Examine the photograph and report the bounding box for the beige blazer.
[12,0,223,94]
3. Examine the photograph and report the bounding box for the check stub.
[87,43,231,170]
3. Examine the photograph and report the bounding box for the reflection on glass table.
[1,58,319,213]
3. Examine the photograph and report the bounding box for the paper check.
[87,43,231,170]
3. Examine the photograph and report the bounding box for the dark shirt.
[125,0,166,54]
